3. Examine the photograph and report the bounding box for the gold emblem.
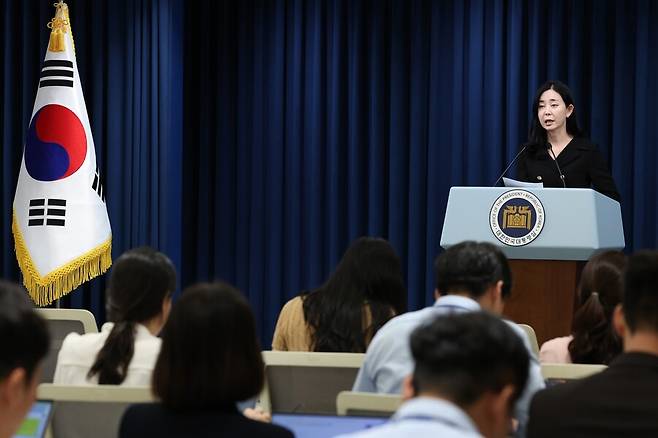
[502,206,532,230]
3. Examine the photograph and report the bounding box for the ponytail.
[569,292,621,364]
[87,321,136,384]
[88,246,176,384]
[569,251,626,365]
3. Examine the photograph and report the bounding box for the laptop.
[13,400,53,438]
[272,413,387,438]
[544,377,570,387]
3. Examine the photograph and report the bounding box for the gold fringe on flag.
[47,1,73,53]
[12,211,112,306]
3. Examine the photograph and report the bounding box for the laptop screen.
[13,401,52,438]
[544,378,570,387]
[272,413,387,438]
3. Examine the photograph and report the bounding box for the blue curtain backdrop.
[2,0,657,345]
[182,0,658,344]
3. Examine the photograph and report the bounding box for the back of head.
[89,247,176,384]
[434,241,511,299]
[0,280,50,384]
[410,312,529,409]
[569,251,626,364]
[623,251,658,335]
[0,281,49,437]
[106,247,177,323]
[303,236,407,352]
[153,282,264,411]
[528,80,582,148]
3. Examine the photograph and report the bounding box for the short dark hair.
[569,251,626,364]
[0,280,49,383]
[153,282,264,411]
[89,247,176,384]
[410,312,529,408]
[528,80,582,147]
[623,251,658,333]
[303,236,407,352]
[434,241,512,299]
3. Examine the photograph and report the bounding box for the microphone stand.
[492,145,528,187]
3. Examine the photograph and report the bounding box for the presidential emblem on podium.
[490,190,544,246]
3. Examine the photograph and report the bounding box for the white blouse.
[53,322,161,386]
[539,335,573,364]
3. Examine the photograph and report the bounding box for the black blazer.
[517,137,620,201]
[527,353,658,438]
[120,403,293,438]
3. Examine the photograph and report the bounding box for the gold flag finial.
[47,1,70,52]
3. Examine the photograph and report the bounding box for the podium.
[440,187,624,344]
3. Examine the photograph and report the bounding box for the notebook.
[272,413,387,438]
[13,400,52,438]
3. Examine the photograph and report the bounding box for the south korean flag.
[12,1,112,305]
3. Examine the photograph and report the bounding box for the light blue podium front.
[440,187,625,261]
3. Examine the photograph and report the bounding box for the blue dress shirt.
[335,397,482,438]
[352,295,544,437]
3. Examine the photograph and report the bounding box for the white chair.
[541,363,607,380]
[38,383,154,438]
[336,391,401,417]
[517,323,540,357]
[36,309,99,383]
[256,351,365,414]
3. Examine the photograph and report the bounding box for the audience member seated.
[0,280,50,438]
[272,236,407,352]
[120,282,293,438]
[528,251,658,437]
[53,247,175,385]
[352,241,544,435]
[339,312,530,438]
[540,251,625,364]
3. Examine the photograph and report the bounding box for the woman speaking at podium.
[517,80,620,202]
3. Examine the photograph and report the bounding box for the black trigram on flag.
[28,198,66,227]
[39,60,74,88]
[92,167,106,202]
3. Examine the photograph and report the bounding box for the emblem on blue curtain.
[490,190,544,246]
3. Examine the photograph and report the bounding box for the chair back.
[336,391,402,417]
[36,309,99,383]
[517,323,540,357]
[541,363,607,380]
[38,383,154,438]
[257,351,364,414]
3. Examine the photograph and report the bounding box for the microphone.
[492,144,528,187]
[547,144,567,188]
